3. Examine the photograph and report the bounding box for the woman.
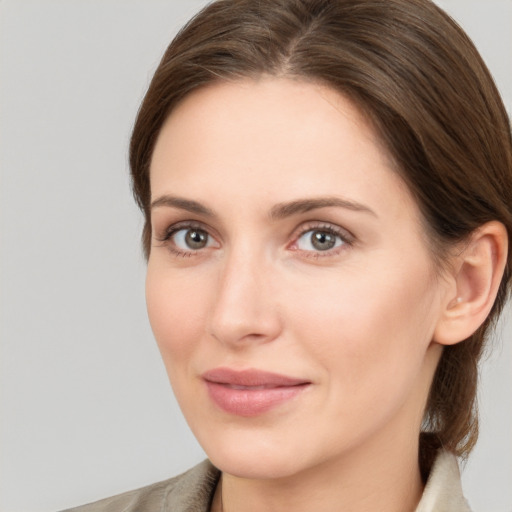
[66,0,511,510]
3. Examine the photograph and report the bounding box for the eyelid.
[288,221,355,254]
[154,220,220,256]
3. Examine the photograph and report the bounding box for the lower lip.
[205,381,309,417]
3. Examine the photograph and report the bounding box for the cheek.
[287,260,439,395]
[145,264,210,368]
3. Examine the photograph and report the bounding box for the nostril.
[209,326,278,346]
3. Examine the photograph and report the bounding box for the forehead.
[154,77,387,162]
[150,77,416,223]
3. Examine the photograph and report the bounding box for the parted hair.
[130,0,512,476]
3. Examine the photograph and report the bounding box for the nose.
[208,247,282,347]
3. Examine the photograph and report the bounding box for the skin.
[146,77,456,512]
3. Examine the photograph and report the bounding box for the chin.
[192,425,319,480]
[210,448,304,480]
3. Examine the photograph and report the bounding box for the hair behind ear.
[422,221,508,464]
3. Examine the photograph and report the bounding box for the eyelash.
[155,221,354,258]
[155,221,214,258]
[289,222,354,259]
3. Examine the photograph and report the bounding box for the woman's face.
[147,78,449,479]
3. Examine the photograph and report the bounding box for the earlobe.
[433,221,508,346]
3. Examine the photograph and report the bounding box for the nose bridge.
[209,241,280,346]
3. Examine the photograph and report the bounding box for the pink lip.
[202,368,310,417]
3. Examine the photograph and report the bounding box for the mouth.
[202,367,311,417]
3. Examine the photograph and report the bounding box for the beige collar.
[415,451,472,512]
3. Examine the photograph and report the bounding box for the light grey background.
[1,1,510,511]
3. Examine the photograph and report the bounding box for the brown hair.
[130,0,512,474]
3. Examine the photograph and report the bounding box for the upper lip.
[202,367,310,388]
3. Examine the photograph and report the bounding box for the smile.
[202,368,311,417]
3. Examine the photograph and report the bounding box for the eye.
[172,227,215,251]
[295,228,345,252]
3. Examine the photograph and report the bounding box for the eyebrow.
[150,195,215,217]
[150,194,376,219]
[269,196,377,220]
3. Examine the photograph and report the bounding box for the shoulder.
[415,451,472,512]
[60,460,220,512]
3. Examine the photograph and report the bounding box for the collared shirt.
[415,451,471,512]
[63,451,472,512]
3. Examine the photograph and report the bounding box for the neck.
[213,436,423,512]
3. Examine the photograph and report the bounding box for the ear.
[433,221,508,346]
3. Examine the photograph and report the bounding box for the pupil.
[185,229,207,249]
[312,231,335,250]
